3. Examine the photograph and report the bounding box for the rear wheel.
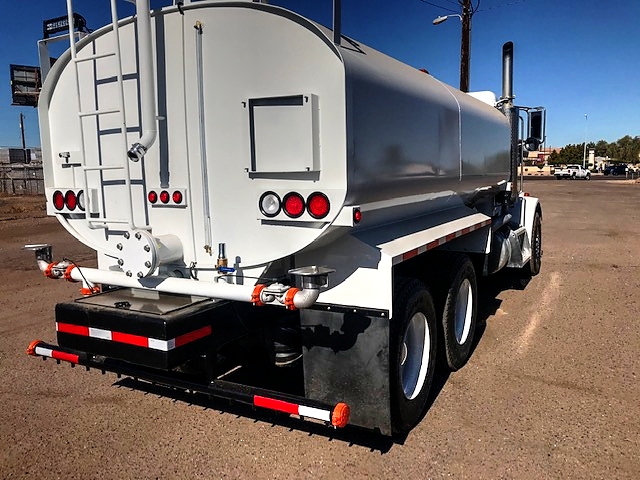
[391,279,437,434]
[525,210,542,276]
[439,255,478,371]
[585,173,591,180]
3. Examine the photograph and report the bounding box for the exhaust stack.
[501,42,519,202]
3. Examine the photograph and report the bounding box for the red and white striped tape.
[253,395,332,422]
[56,322,211,351]
[398,218,491,264]
[34,345,80,364]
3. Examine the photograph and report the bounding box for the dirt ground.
[0,179,639,479]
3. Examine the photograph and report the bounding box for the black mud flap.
[300,305,391,435]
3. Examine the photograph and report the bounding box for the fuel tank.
[38,1,509,274]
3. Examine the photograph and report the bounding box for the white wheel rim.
[454,279,473,345]
[401,312,431,400]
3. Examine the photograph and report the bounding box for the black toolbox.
[55,288,223,370]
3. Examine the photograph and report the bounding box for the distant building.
[0,146,44,194]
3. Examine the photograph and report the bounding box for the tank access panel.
[55,289,220,370]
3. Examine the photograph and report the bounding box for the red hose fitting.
[251,284,266,306]
[284,288,300,310]
[43,262,57,279]
[64,265,78,282]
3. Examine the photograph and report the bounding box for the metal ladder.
[66,0,145,230]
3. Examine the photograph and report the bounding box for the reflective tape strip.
[298,405,331,422]
[253,395,332,422]
[34,346,79,364]
[398,218,491,264]
[111,331,148,348]
[254,395,299,415]
[35,346,53,358]
[148,337,173,352]
[55,322,211,351]
[57,322,89,336]
[88,327,111,340]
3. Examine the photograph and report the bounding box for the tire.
[571,173,576,179]
[585,173,591,180]
[391,278,437,434]
[525,210,542,276]
[439,255,478,371]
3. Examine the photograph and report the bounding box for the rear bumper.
[26,339,350,429]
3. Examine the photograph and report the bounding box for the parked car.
[604,164,631,176]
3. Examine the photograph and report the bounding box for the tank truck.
[26,0,546,435]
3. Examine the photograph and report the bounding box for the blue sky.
[1,0,638,148]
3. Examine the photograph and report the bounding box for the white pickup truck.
[555,164,591,180]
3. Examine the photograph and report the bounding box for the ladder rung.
[82,165,125,172]
[78,108,121,118]
[75,52,116,63]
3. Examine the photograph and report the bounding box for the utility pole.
[459,0,471,92]
[19,112,28,163]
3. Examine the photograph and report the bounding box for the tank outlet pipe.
[127,0,157,161]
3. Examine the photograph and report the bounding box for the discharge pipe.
[128,0,158,161]
[28,245,331,310]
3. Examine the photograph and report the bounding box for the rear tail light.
[353,208,362,224]
[148,188,187,207]
[306,192,330,219]
[52,190,64,210]
[52,190,85,212]
[259,191,281,217]
[283,192,305,218]
[76,190,85,211]
[64,190,77,211]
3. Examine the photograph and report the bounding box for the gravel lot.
[1,179,639,479]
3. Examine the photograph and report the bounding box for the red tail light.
[283,192,305,218]
[353,208,362,224]
[159,191,170,204]
[172,191,183,204]
[148,191,158,204]
[64,190,77,211]
[53,190,64,210]
[306,192,330,219]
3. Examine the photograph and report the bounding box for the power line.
[479,0,532,12]
[418,0,459,14]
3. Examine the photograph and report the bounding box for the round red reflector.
[148,191,158,204]
[172,191,183,204]
[283,192,305,218]
[353,208,362,224]
[65,190,77,211]
[159,190,170,204]
[53,190,64,210]
[307,192,330,219]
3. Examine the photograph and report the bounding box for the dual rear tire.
[391,255,477,434]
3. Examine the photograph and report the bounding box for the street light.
[432,14,462,25]
[582,114,588,169]
[432,0,474,92]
